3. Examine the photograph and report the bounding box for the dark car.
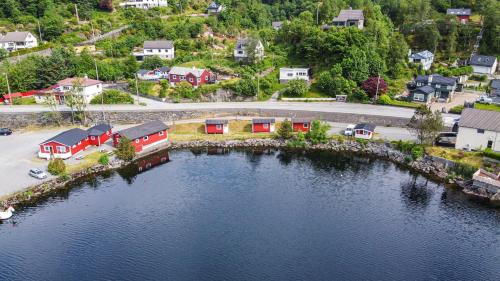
[435,132,457,147]
[0,128,12,136]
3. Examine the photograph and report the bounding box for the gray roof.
[470,55,497,67]
[208,1,221,9]
[416,74,457,86]
[415,85,435,94]
[291,118,313,123]
[0,32,32,43]
[87,123,112,136]
[446,8,471,16]
[459,108,500,132]
[117,121,169,140]
[491,79,500,89]
[169,66,206,77]
[236,38,249,50]
[206,119,229,125]
[272,21,283,29]
[333,9,364,21]
[354,123,376,132]
[252,118,275,124]
[41,128,89,146]
[137,69,150,75]
[144,40,174,49]
[410,50,434,60]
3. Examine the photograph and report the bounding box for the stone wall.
[0,108,410,129]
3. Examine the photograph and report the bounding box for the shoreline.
[1,138,497,208]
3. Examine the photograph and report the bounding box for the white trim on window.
[304,123,309,128]
[216,124,222,130]
[56,146,67,153]
[143,136,149,141]
[44,146,52,152]
[263,123,269,129]
[159,131,164,136]
[135,139,140,143]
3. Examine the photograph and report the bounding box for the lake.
[1,149,499,281]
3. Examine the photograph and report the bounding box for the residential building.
[119,0,168,9]
[456,108,500,151]
[354,123,376,140]
[87,123,113,146]
[252,118,275,133]
[168,66,215,87]
[0,32,38,52]
[446,8,471,23]
[34,77,103,104]
[279,68,310,84]
[491,79,500,97]
[291,118,313,132]
[234,38,264,63]
[134,40,175,60]
[113,120,169,153]
[205,119,229,134]
[469,55,498,75]
[408,50,434,71]
[207,2,225,14]
[409,74,457,102]
[136,67,170,80]
[272,21,283,30]
[329,9,364,29]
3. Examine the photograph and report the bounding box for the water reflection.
[117,150,170,184]
[400,175,433,209]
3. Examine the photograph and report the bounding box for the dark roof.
[206,119,229,125]
[137,69,150,75]
[252,118,275,124]
[144,40,174,49]
[87,123,112,136]
[158,66,170,72]
[333,9,364,21]
[41,128,88,146]
[415,85,435,94]
[117,121,169,140]
[415,74,457,86]
[291,118,313,123]
[272,21,283,29]
[459,109,500,132]
[354,123,376,132]
[469,55,497,67]
[446,8,471,16]
[491,79,500,89]
[0,32,33,43]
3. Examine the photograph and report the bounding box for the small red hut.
[252,118,276,133]
[205,119,229,134]
[291,118,313,132]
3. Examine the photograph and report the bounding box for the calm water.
[1,149,499,281]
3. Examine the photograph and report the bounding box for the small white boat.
[0,206,15,220]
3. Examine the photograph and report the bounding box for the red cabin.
[205,119,229,134]
[168,66,216,88]
[252,118,276,133]
[38,128,90,160]
[291,118,313,132]
[113,120,169,153]
[87,123,112,146]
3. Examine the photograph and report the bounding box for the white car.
[476,95,493,104]
[344,124,356,136]
[29,168,47,179]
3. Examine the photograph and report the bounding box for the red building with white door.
[205,119,229,134]
[252,118,276,133]
[113,120,169,153]
[87,123,112,146]
[291,118,313,132]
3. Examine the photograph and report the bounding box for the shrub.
[305,120,330,144]
[449,162,477,179]
[281,79,309,97]
[361,76,388,98]
[99,154,110,165]
[277,119,293,139]
[91,90,134,104]
[355,138,369,147]
[48,158,66,175]
[288,131,307,148]
[483,148,500,161]
[115,138,136,161]
[411,145,425,160]
[449,105,464,114]
[376,94,392,105]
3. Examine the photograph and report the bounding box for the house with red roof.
[113,120,169,153]
[168,66,216,88]
[34,77,103,104]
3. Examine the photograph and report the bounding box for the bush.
[115,138,136,161]
[449,162,477,179]
[91,90,134,104]
[281,79,309,97]
[348,88,369,102]
[449,105,464,114]
[288,130,307,148]
[470,74,487,82]
[411,145,424,160]
[48,158,66,175]
[277,119,293,139]
[483,148,500,161]
[305,120,330,144]
[99,154,110,165]
[173,82,196,99]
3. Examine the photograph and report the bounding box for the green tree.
[115,137,136,161]
[317,70,356,97]
[341,47,369,84]
[173,81,194,99]
[40,10,65,41]
[387,32,409,78]
[281,79,309,97]
[306,120,331,145]
[407,105,444,145]
[0,49,8,60]
[91,90,134,104]
[48,158,66,175]
[277,119,293,140]
[141,55,164,70]
[99,154,109,165]
[233,77,257,97]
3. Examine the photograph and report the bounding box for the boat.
[0,206,15,220]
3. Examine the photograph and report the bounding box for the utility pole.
[37,20,43,43]
[75,4,80,23]
[375,74,381,101]
[90,20,96,39]
[94,59,105,121]
[316,3,320,25]
[5,73,12,107]
[135,73,140,104]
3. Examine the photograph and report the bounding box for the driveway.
[429,91,480,112]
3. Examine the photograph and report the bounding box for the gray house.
[330,9,364,29]
[491,79,500,97]
[409,74,457,103]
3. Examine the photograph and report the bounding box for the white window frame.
[91,136,95,140]
[413,93,425,102]
[135,139,140,143]
[216,124,222,130]
[44,146,52,152]
[303,123,309,128]
[56,146,67,153]
[263,123,269,129]
[143,136,149,141]
[172,75,177,79]
[159,131,164,136]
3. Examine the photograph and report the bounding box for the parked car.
[0,128,12,136]
[435,132,457,147]
[75,155,85,160]
[476,95,493,104]
[344,124,356,136]
[29,168,47,179]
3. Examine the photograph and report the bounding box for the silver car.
[29,168,48,179]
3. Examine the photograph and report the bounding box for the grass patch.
[425,146,483,168]
[66,152,106,174]
[474,103,500,112]
[169,120,278,141]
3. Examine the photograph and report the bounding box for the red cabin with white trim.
[113,120,169,153]
[205,119,229,134]
[354,123,376,140]
[87,123,113,146]
[38,128,90,160]
[291,118,313,132]
[252,118,276,133]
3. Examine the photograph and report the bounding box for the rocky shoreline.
[1,138,494,208]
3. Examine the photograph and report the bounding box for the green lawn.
[475,103,500,112]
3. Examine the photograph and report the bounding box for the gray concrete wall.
[0,109,410,129]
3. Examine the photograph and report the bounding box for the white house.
[234,38,264,63]
[469,55,498,75]
[207,2,225,14]
[35,77,103,104]
[279,68,310,84]
[0,32,38,52]
[134,40,175,60]
[409,50,434,71]
[354,123,376,140]
[119,0,168,9]
[137,67,170,80]
[456,108,500,152]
